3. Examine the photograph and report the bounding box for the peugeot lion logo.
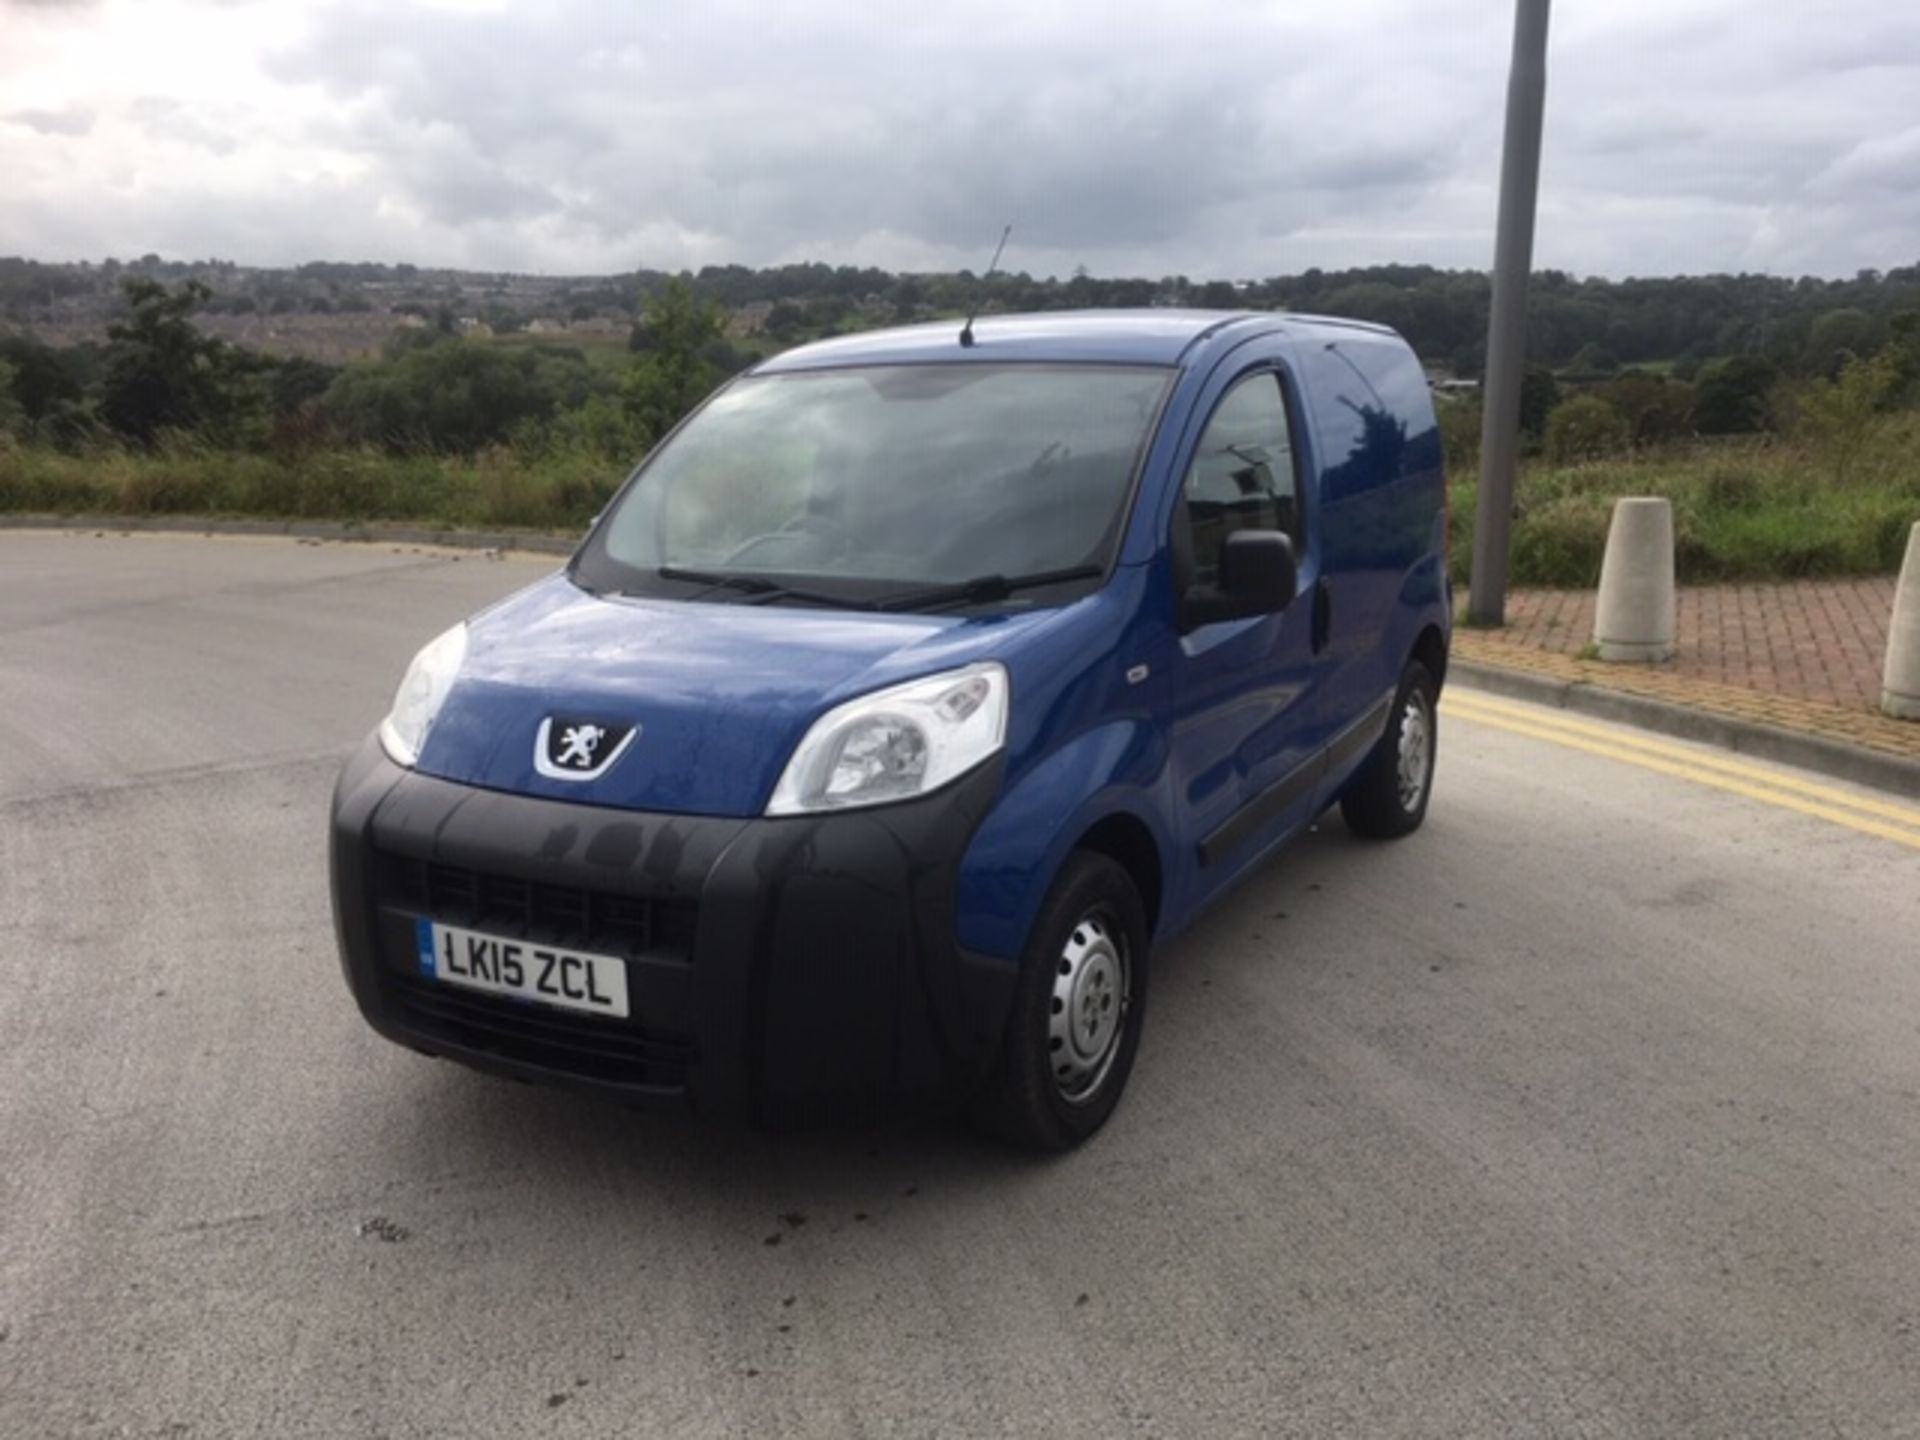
[535,716,637,781]
[556,723,606,768]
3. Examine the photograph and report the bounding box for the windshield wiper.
[874,563,1106,613]
[655,565,875,610]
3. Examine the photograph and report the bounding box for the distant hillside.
[4,253,1917,378]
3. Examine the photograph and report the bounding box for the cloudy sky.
[3,0,1917,280]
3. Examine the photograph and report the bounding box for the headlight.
[377,623,468,768]
[766,663,1009,815]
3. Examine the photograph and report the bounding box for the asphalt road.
[4,530,1919,1439]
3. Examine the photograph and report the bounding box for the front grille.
[381,972,692,1090]
[376,854,697,962]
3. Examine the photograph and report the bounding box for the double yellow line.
[1440,691,1920,853]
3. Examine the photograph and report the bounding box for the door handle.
[1311,579,1332,654]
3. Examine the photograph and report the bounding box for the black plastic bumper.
[328,737,1015,1128]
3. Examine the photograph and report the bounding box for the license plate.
[415,920,630,1019]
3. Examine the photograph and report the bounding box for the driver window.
[1179,372,1300,588]
[661,430,817,566]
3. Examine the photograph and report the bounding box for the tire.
[1340,659,1439,840]
[970,851,1151,1152]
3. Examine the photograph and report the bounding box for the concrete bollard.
[1884,521,1920,720]
[1593,497,1676,663]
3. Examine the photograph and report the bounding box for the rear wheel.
[970,851,1150,1152]
[1340,659,1439,839]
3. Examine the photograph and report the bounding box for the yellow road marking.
[1440,698,1920,852]
[1442,691,1920,830]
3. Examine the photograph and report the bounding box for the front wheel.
[1340,659,1439,839]
[970,851,1151,1152]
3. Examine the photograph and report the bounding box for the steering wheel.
[721,510,852,567]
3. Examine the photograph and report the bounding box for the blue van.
[329,310,1450,1150]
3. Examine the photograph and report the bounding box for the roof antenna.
[959,224,1012,348]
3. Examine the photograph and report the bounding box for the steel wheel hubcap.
[1048,913,1130,1104]
[1397,691,1433,811]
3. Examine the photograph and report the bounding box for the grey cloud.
[1815,128,1920,194]
[4,0,1919,278]
[8,106,94,136]
[395,126,559,225]
[259,0,1480,273]
[128,97,239,155]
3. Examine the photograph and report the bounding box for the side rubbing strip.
[1198,760,1320,869]
[1325,694,1395,778]
[1196,693,1394,870]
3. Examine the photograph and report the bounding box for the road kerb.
[1,513,579,555]
[1451,656,1920,801]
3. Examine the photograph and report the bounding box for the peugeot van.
[329,310,1451,1150]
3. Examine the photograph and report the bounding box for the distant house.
[725,300,774,338]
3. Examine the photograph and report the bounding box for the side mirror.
[1184,530,1298,627]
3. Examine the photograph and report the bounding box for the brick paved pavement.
[1493,577,1899,711]
[1454,575,1920,768]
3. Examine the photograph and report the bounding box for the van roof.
[754,308,1396,373]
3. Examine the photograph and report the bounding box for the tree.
[0,333,85,426]
[1886,309,1920,403]
[1519,366,1560,441]
[1322,282,1415,336]
[1566,342,1620,376]
[1449,338,1487,381]
[764,300,808,343]
[0,358,24,436]
[321,339,596,453]
[1599,372,1695,446]
[1692,356,1779,434]
[1796,352,1898,484]
[269,356,339,418]
[99,278,248,444]
[1545,395,1631,464]
[1803,307,1874,377]
[623,277,723,443]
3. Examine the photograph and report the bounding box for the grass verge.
[0,439,626,532]
[1448,428,1920,587]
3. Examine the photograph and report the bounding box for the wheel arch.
[1411,621,1449,690]
[1072,810,1165,936]
[955,714,1176,962]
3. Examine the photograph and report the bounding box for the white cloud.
[0,0,1915,278]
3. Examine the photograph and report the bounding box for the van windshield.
[573,362,1173,609]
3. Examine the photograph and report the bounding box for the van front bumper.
[328,737,1016,1128]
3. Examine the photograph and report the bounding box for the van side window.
[1179,372,1300,589]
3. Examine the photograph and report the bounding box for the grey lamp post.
[1467,0,1552,627]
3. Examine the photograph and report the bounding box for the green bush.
[1509,492,1614,587]
[1436,395,1481,471]
[321,339,602,455]
[1544,396,1631,465]
[1693,355,1779,435]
